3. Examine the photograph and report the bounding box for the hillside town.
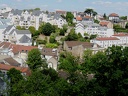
[0,6,128,95]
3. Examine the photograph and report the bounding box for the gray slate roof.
[53,14,62,20]
[1,12,9,18]
[31,10,42,16]
[2,25,14,34]
[19,34,31,43]
[15,29,31,34]
[9,29,31,35]
[11,9,22,15]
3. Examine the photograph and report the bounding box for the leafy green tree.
[28,26,36,36]
[120,16,127,20]
[65,29,78,41]
[42,23,55,36]
[83,46,128,96]
[7,68,23,96]
[49,35,56,43]
[66,12,74,24]
[125,22,128,29]
[84,8,93,16]
[27,49,47,71]
[90,34,97,39]
[92,11,97,17]
[34,8,40,10]
[45,43,58,48]
[58,52,79,73]
[16,26,26,30]
[103,13,107,19]
[94,19,100,24]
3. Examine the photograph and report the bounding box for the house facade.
[2,25,32,46]
[63,41,104,58]
[75,22,114,37]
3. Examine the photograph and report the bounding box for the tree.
[120,16,127,20]
[28,26,36,36]
[66,12,74,25]
[83,46,128,96]
[16,26,26,30]
[94,19,100,24]
[125,22,128,29]
[103,13,107,19]
[92,11,97,17]
[90,34,97,39]
[34,8,40,10]
[65,29,78,41]
[7,68,23,96]
[49,35,56,43]
[27,49,47,71]
[84,8,94,16]
[42,23,55,36]
[58,52,79,73]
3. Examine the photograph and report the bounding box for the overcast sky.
[0,0,128,16]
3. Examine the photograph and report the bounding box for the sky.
[0,0,128,16]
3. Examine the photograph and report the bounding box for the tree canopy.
[27,48,47,71]
[66,12,74,25]
[42,23,55,36]
[84,8,97,17]
[4,46,128,96]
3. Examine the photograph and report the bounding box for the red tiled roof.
[100,21,109,26]
[0,64,31,76]
[112,33,128,37]
[76,16,82,21]
[109,13,119,17]
[96,37,119,41]
[56,10,66,14]
[0,42,37,54]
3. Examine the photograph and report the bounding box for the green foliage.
[94,19,100,24]
[66,12,74,25]
[34,8,40,10]
[27,49,47,71]
[90,34,97,39]
[103,13,107,19]
[58,52,79,73]
[7,68,23,96]
[45,43,58,48]
[6,46,128,96]
[84,8,97,17]
[49,35,56,43]
[65,29,78,41]
[28,26,36,36]
[42,23,55,36]
[125,22,128,29]
[36,39,47,44]
[59,25,68,36]
[114,24,128,32]
[16,26,26,30]
[120,16,127,20]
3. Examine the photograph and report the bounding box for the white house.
[75,22,85,37]
[112,33,128,44]
[41,47,59,70]
[90,37,121,48]
[75,22,114,37]
[2,25,32,46]
[108,13,120,23]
